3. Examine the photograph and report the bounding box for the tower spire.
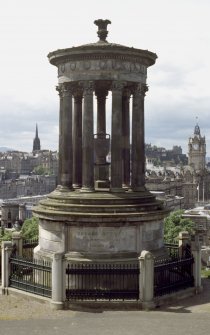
[194,117,200,136]
[33,123,41,152]
[36,123,38,138]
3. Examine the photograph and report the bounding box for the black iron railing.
[66,263,139,301]
[164,242,192,260]
[164,243,179,259]
[9,255,52,298]
[154,256,194,297]
[22,239,38,259]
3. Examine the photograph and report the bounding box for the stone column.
[110,81,124,191]
[73,91,83,189]
[139,250,155,310]
[56,85,63,186]
[95,88,108,166]
[51,253,65,310]
[96,89,108,136]
[57,83,73,190]
[94,88,110,188]
[122,89,131,188]
[81,81,95,192]
[131,84,148,191]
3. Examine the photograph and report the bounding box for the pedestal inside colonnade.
[33,187,168,263]
[33,19,168,265]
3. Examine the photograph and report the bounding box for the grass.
[201,268,210,278]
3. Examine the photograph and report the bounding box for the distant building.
[146,123,210,209]
[186,123,210,205]
[0,174,57,200]
[188,123,206,171]
[0,195,48,228]
[145,144,188,166]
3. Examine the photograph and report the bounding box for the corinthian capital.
[62,82,73,97]
[56,85,63,97]
[111,81,126,92]
[79,81,95,95]
[133,83,148,97]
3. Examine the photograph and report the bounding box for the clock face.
[193,143,199,150]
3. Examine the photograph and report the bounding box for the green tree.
[153,158,162,166]
[164,210,195,243]
[0,229,12,242]
[21,216,39,240]
[33,165,51,175]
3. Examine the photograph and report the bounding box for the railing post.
[178,231,190,258]
[139,250,155,310]
[51,253,65,310]
[1,241,13,294]
[191,234,202,293]
[12,232,23,257]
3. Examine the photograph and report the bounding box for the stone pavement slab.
[0,279,210,335]
[0,311,210,335]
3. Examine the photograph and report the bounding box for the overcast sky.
[0,0,210,155]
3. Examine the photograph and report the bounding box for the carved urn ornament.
[94,19,111,42]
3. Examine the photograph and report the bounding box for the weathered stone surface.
[34,20,167,264]
[68,226,136,253]
[56,59,147,83]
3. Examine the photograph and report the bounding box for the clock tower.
[188,123,206,171]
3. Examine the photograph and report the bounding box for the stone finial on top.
[94,19,111,42]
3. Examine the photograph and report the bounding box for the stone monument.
[33,20,168,264]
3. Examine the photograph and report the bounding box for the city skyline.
[0,0,210,154]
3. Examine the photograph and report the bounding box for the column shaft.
[96,90,107,135]
[131,84,147,191]
[95,89,108,165]
[81,81,94,191]
[56,86,63,186]
[122,90,131,187]
[111,82,124,191]
[73,92,82,188]
[60,84,73,189]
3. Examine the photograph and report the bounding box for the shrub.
[21,216,39,240]
[164,210,195,243]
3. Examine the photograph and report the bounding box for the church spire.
[194,116,200,136]
[33,123,41,152]
[36,123,38,138]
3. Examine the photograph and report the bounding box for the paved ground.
[1,279,210,335]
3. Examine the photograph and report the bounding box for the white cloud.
[0,0,210,155]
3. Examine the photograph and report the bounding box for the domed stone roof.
[48,19,157,68]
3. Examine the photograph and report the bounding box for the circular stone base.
[33,187,169,260]
[33,187,168,220]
